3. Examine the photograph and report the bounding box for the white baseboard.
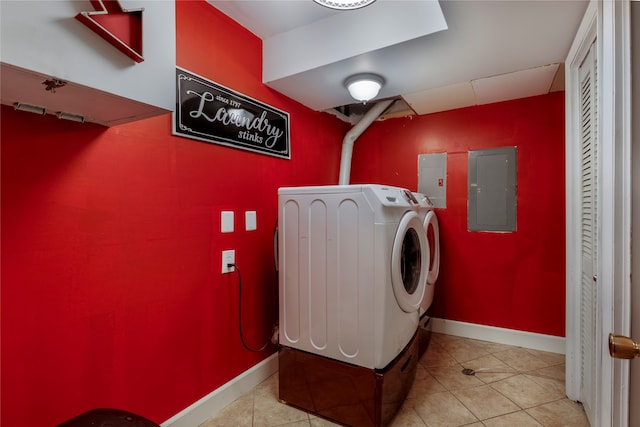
[160,353,279,427]
[429,318,565,354]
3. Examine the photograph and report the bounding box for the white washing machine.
[413,192,441,317]
[278,184,429,369]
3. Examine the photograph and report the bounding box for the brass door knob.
[608,333,640,359]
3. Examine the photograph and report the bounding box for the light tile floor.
[200,333,589,427]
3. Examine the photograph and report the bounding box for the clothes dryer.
[278,184,429,369]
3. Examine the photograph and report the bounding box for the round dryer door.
[424,210,440,285]
[391,211,429,313]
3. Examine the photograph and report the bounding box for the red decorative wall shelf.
[75,0,144,63]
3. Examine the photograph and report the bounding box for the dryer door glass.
[401,228,422,294]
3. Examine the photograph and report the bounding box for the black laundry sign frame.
[173,67,290,159]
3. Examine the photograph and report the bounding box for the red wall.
[1,2,566,425]
[350,93,566,336]
[0,2,347,426]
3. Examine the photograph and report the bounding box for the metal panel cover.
[418,153,447,208]
[468,147,517,232]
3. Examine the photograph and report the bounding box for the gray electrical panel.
[418,153,447,208]
[468,147,517,232]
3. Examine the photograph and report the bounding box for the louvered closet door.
[579,41,597,426]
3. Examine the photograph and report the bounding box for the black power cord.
[228,263,273,352]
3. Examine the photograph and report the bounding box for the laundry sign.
[173,67,290,159]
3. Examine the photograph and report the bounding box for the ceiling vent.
[326,97,416,124]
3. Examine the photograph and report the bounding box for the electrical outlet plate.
[222,250,235,274]
[221,211,234,233]
[245,211,257,231]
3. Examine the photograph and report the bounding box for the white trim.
[599,1,632,427]
[160,354,279,427]
[429,318,565,354]
[616,2,632,425]
[629,5,640,427]
[565,3,633,424]
[564,0,597,403]
[597,0,614,421]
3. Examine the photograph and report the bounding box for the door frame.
[565,1,632,426]
[630,4,639,427]
[564,0,596,407]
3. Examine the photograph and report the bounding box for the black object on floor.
[56,408,160,427]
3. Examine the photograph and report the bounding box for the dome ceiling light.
[313,0,377,11]
[344,73,385,103]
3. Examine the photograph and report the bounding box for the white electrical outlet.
[221,250,235,274]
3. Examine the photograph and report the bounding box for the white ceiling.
[208,0,588,117]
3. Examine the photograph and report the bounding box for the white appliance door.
[391,211,428,313]
[424,210,441,285]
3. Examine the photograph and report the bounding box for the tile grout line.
[436,339,501,426]
[523,396,583,427]
[434,334,561,426]
[251,388,256,427]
